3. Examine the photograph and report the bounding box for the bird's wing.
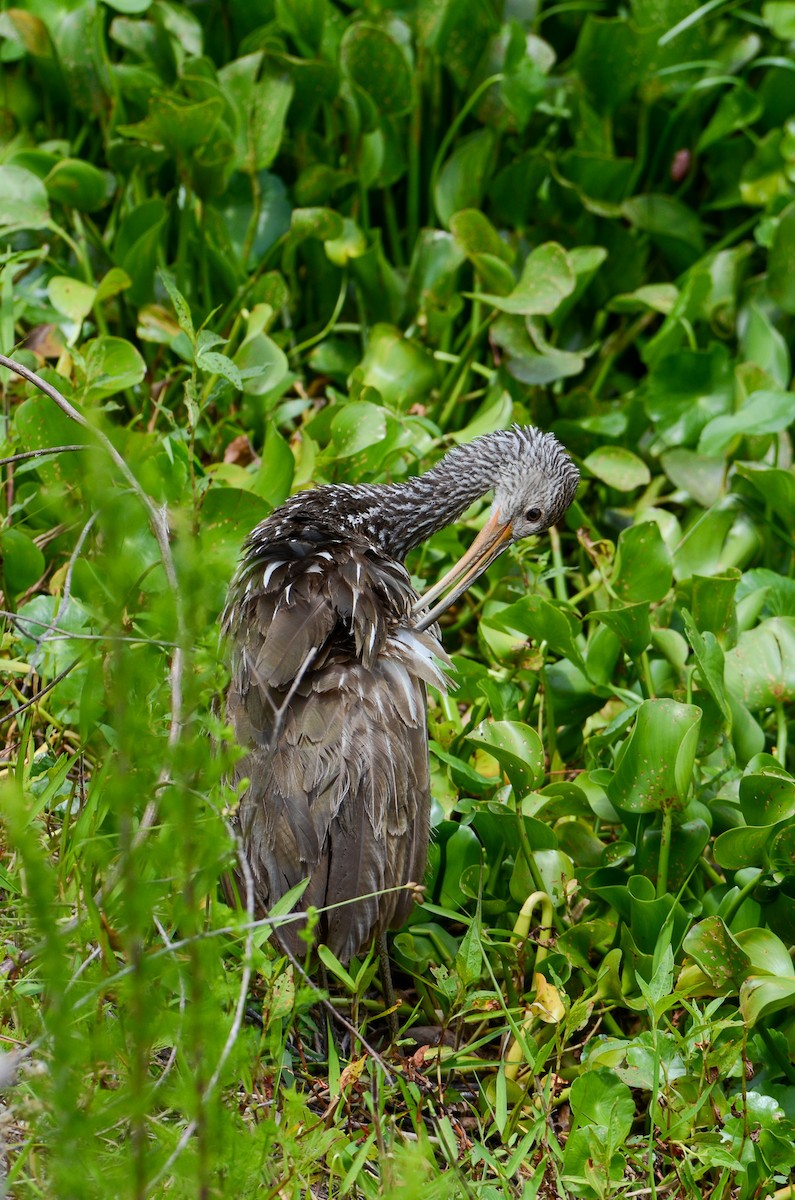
[224,534,447,961]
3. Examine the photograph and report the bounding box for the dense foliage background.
[2,0,795,1195]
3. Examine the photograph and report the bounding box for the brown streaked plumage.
[223,426,579,963]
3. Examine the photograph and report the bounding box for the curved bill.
[412,508,514,632]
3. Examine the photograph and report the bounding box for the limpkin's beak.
[413,507,514,632]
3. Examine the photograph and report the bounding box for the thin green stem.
[776,701,788,765]
[429,74,504,224]
[657,807,673,898]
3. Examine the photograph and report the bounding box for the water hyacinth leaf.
[340,23,413,118]
[466,720,544,796]
[219,54,294,172]
[288,205,342,244]
[740,975,795,1025]
[48,276,97,325]
[768,823,795,874]
[734,463,795,527]
[434,129,496,228]
[329,401,387,459]
[714,822,788,870]
[725,617,795,709]
[451,392,513,443]
[739,757,795,825]
[114,197,167,305]
[768,200,795,314]
[0,528,46,593]
[608,699,701,814]
[119,95,226,156]
[354,324,437,409]
[689,570,740,646]
[251,422,294,507]
[44,158,111,212]
[741,303,790,388]
[574,15,644,114]
[76,336,146,403]
[681,609,731,724]
[644,345,734,450]
[627,876,691,960]
[531,849,574,906]
[609,283,678,314]
[95,267,132,305]
[325,217,368,266]
[471,242,576,315]
[584,446,650,492]
[439,825,482,911]
[103,0,152,11]
[585,623,622,685]
[488,594,586,674]
[612,522,673,604]
[699,390,795,456]
[697,84,762,153]
[568,1068,635,1141]
[234,333,289,398]
[622,194,704,257]
[200,487,271,568]
[589,603,651,659]
[0,164,50,228]
[450,209,513,265]
[674,506,760,582]
[682,916,750,991]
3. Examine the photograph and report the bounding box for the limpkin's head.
[414,426,579,630]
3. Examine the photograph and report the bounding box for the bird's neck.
[376,439,506,560]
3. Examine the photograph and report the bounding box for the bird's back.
[223,512,446,962]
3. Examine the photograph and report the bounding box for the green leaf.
[252,422,294,507]
[234,333,289,399]
[328,401,387,459]
[450,209,513,265]
[466,720,545,796]
[471,243,576,316]
[622,194,704,255]
[488,594,586,674]
[0,528,46,593]
[589,603,651,659]
[44,158,110,212]
[697,84,762,153]
[48,276,97,325]
[568,1068,634,1143]
[612,522,673,604]
[768,201,795,314]
[0,164,50,228]
[740,974,795,1025]
[290,207,345,243]
[158,269,195,342]
[725,618,795,710]
[681,609,731,724]
[340,23,413,118]
[699,390,795,456]
[76,336,146,403]
[354,323,437,409]
[434,129,496,228]
[609,283,679,314]
[682,916,750,992]
[608,699,702,814]
[583,446,650,492]
[196,350,242,390]
[219,54,294,172]
[762,1,795,38]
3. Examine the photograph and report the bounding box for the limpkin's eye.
[525,507,542,522]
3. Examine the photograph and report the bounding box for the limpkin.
[223,426,579,963]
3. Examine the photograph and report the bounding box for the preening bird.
[223,426,579,963]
